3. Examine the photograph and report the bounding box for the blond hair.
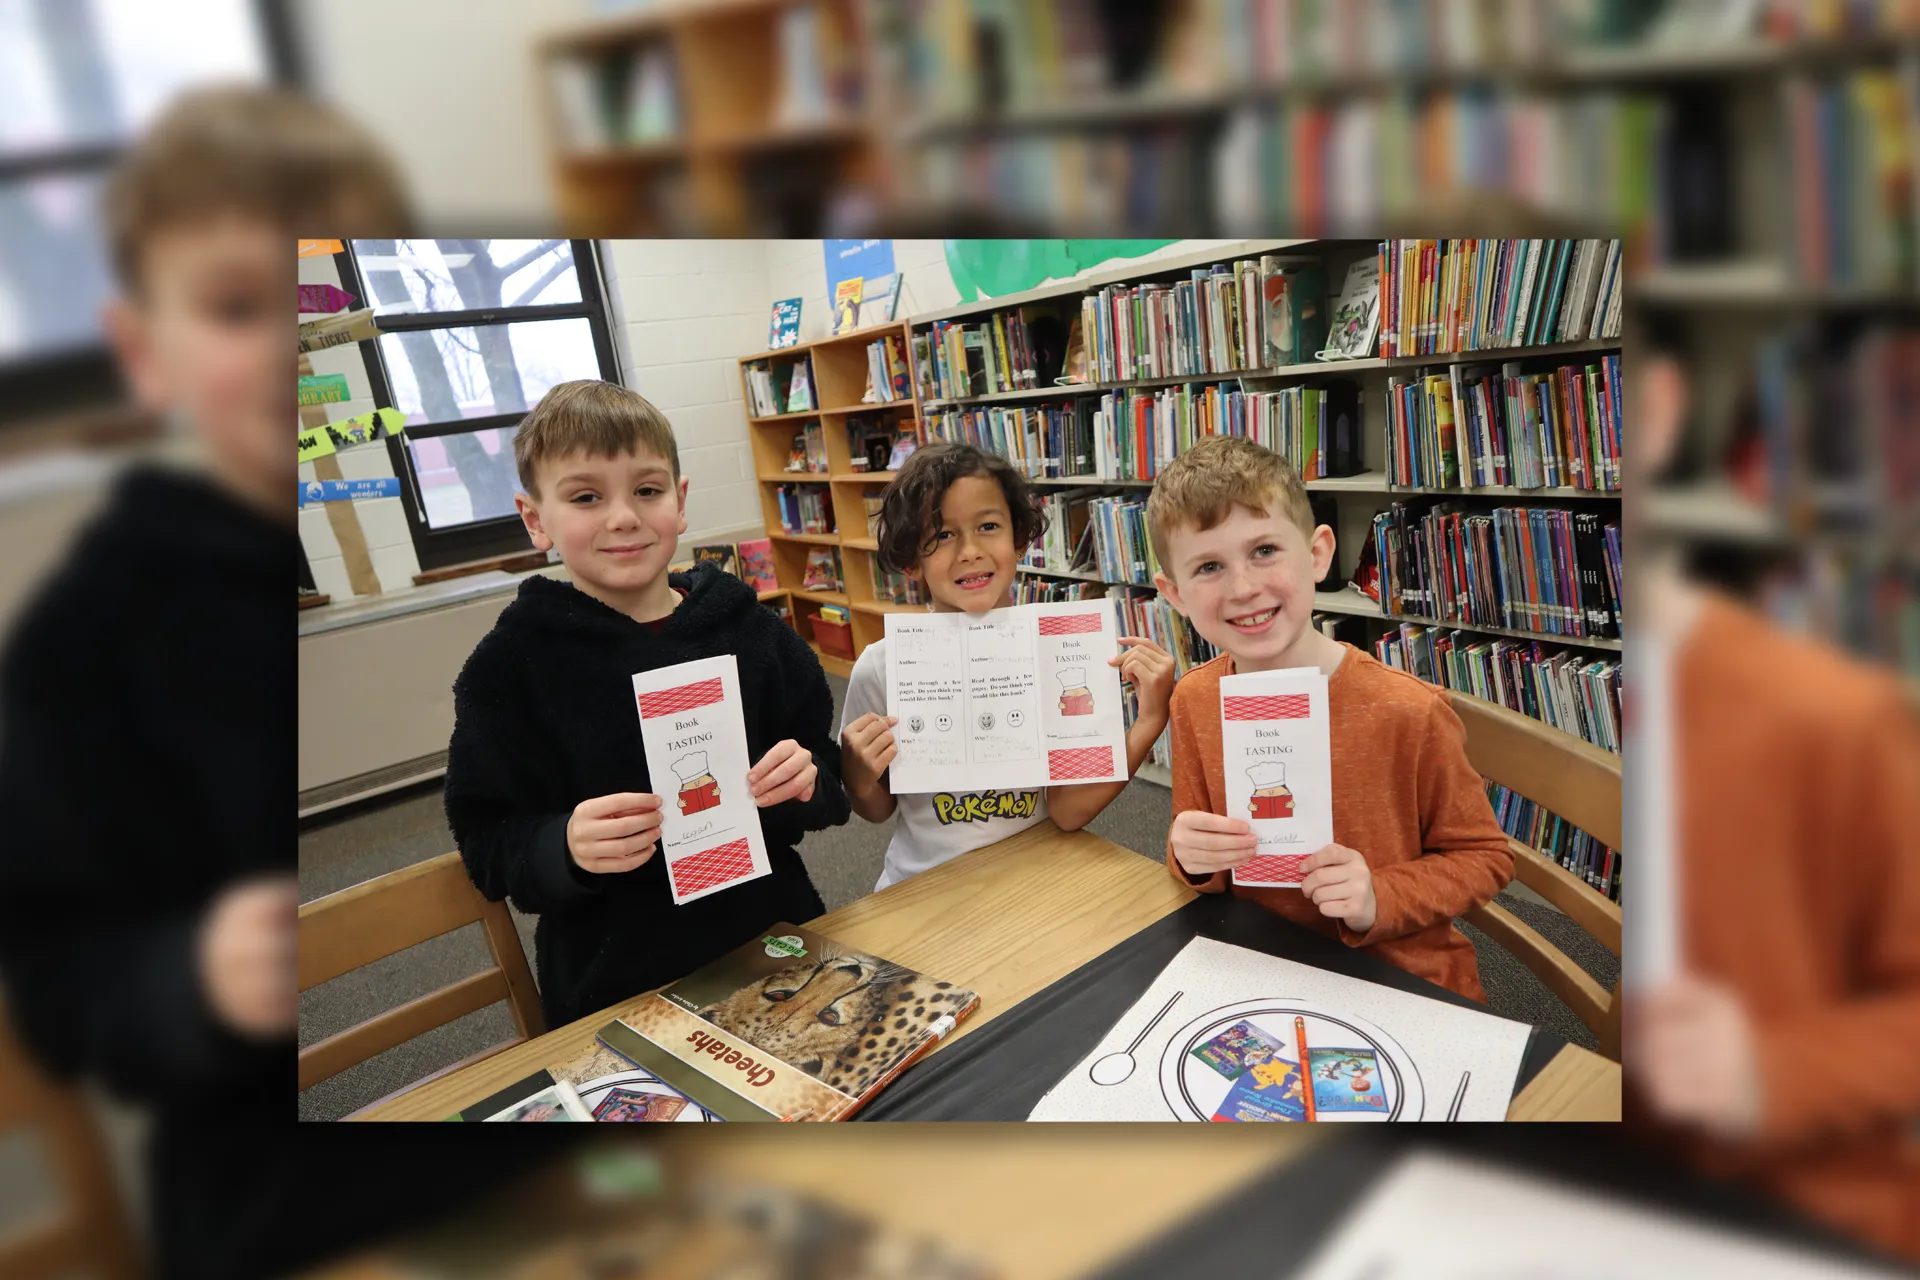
[513,380,679,498]
[1146,436,1315,576]
[104,86,409,293]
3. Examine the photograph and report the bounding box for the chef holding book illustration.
[673,751,722,815]
[1056,665,1094,716]
[1248,761,1294,819]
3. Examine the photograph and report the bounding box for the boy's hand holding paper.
[568,792,664,874]
[1169,809,1258,878]
[1300,842,1376,932]
[632,654,775,905]
[1219,667,1334,888]
[747,738,817,807]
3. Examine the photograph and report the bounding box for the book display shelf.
[737,319,925,679]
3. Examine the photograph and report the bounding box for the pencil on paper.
[1295,1015,1316,1122]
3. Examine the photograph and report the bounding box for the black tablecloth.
[862,893,1564,1121]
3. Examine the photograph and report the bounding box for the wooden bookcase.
[900,239,1623,660]
[737,319,925,678]
[537,0,891,235]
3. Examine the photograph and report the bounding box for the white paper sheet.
[1219,667,1333,887]
[1028,936,1532,1122]
[1294,1151,1906,1279]
[631,654,772,905]
[884,601,1129,794]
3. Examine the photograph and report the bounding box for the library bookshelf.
[734,239,1624,897]
[738,319,926,679]
[536,0,886,235]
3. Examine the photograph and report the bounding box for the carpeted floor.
[298,674,1617,1121]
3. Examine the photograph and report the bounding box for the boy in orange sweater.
[1149,436,1513,1001]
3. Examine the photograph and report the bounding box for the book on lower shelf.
[1378,238,1623,359]
[802,545,843,592]
[1388,354,1621,491]
[1369,501,1621,642]
[737,537,778,593]
[870,559,928,605]
[593,925,979,1121]
[775,483,834,535]
[788,422,829,473]
[745,358,814,418]
[1487,782,1620,902]
[1373,624,1621,756]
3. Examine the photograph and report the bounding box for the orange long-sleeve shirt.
[1641,593,1920,1260]
[1168,645,1514,1002]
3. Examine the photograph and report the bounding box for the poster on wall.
[824,239,894,325]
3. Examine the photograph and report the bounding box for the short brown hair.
[514,380,680,498]
[104,86,409,292]
[877,441,1046,573]
[1147,436,1315,576]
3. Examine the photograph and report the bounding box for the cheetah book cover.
[596,926,979,1121]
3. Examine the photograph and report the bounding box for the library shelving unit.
[903,238,1624,663]
[736,320,925,679]
[536,0,887,235]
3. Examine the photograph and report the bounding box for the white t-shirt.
[840,638,1049,891]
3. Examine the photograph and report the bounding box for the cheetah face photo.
[697,941,968,1096]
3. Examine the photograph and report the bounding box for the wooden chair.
[1450,692,1624,1061]
[0,1008,142,1280]
[299,852,546,1094]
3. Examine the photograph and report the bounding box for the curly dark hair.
[876,441,1047,574]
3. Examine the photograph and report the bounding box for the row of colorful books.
[549,44,678,152]
[1372,624,1622,756]
[773,483,833,536]
[1785,65,1920,291]
[1080,257,1330,384]
[1385,353,1622,491]
[1085,495,1162,588]
[1010,574,1103,605]
[870,559,929,606]
[865,332,914,403]
[926,400,1099,479]
[689,539,777,595]
[1363,503,1621,641]
[1093,381,1366,482]
[921,306,1056,400]
[888,0,1709,117]
[785,422,829,473]
[1379,238,1623,359]
[1487,782,1621,903]
[745,356,815,418]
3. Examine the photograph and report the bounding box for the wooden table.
[356,823,1620,1121]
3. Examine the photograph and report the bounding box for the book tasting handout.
[631,654,772,905]
[1220,667,1333,888]
[884,602,1129,794]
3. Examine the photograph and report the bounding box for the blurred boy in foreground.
[0,88,408,1278]
[1627,325,1920,1261]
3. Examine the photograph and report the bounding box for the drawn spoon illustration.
[1446,1071,1471,1121]
[1090,990,1183,1086]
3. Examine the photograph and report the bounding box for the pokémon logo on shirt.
[931,790,1041,825]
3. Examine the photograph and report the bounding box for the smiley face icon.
[906,715,925,734]
[935,714,953,732]
[1007,709,1024,728]
[977,711,995,731]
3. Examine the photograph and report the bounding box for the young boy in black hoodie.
[446,379,849,1028]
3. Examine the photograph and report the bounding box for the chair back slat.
[1449,691,1624,1063]
[299,851,486,990]
[1450,692,1622,851]
[297,851,547,1096]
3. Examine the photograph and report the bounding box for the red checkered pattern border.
[1048,746,1114,781]
[669,837,755,897]
[638,677,725,720]
[1037,612,1104,636]
[1223,693,1311,721]
[1237,853,1310,884]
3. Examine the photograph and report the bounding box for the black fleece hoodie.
[445,561,849,1027]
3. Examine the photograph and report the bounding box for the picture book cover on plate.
[595,925,979,1121]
